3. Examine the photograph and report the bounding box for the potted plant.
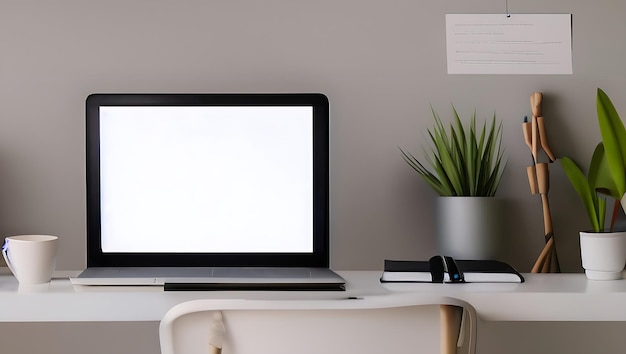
[400,106,506,259]
[560,88,626,280]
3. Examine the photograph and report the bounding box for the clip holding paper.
[443,256,464,283]
[429,255,445,283]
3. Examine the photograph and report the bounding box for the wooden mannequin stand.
[523,92,560,273]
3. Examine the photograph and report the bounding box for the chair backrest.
[159,297,476,354]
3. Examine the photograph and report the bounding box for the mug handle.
[2,239,18,277]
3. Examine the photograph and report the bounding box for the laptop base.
[70,266,346,289]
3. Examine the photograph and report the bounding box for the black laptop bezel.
[85,93,330,268]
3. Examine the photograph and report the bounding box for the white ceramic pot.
[435,197,502,260]
[579,231,626,280]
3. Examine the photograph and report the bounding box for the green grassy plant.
[400,106,506,197]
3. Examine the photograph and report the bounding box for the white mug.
[2,235,59,284]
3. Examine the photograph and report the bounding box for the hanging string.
[505,0,511,17]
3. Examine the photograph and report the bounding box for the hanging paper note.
[446,14,573,75]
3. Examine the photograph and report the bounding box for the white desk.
[0,270,625,322]
[0,270,479,354]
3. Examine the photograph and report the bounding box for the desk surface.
[1,269,625,322]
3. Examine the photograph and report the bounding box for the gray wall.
[2,0,625,273]
[1,0,625,353]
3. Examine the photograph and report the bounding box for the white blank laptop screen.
[99,106,314,254]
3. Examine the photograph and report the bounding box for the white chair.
[159,296,477,354]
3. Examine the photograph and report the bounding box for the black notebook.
[380,256,524,283]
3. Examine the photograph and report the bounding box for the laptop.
[71,93,345,290]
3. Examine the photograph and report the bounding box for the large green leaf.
[589,143,619,198]
[597,88,626,197]
[560,156,605,232]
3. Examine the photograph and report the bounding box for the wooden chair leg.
[440,305,463,354]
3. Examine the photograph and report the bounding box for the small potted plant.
[400,106,506,259]
[560,88,626,280]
